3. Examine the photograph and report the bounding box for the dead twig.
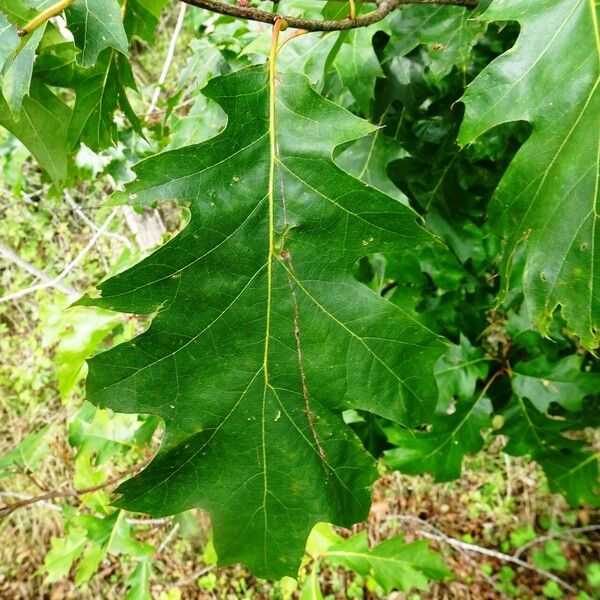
[0,457,151,518]
[389,515,577,593]
[0,210,118,304]
[513,525,600,558]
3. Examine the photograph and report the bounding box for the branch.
[0,242,78,299]
[64,192,134,251]
[156,523,180,555]
[16,0,478,41]
[391,515,577,593]
[0,209,117,304]
[180,0,477,32]
[0,457,151,518]
[147,2,188,118]
[18,0,76,37]
[420,530,577,593]
[513,525,600,558]
[172,565,214,587]
[0,491,169,525]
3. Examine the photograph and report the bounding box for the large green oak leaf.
[459,0,600,349]
[78,64,445,578]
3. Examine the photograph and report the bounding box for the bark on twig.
[179,0,478,32]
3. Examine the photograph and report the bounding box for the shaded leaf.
[498,395,599,506]
[385,386,492,481]
[0,0,32,24]
[434,335,490,412]
[336,129,408,203]
[333,26,383,115]
[0,13,20,72]
[0,81,70,183]
[388,4,485,79]
[0,424,50,478]
[68,49,141,151]
[512,355,600,412]
[2,25,45,115]
[541,451,599,507]
[33,38,77,87]
[273,32,339,86]
[459,0,600,349]
[124,0,169,42]
[65,0,128,67]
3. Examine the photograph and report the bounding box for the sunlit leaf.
[79,64,445,578]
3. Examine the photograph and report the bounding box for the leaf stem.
[348,0,357,20]
[277,28,309,52]
[263,17,287,384]
[18,0,76,37]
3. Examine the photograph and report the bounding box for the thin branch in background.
[179,0,477,32]
[0,209,117,304]
[0,242,79,299]
[0,492,170,526]
[156,523,180,555]
[128,517,171,527]
[64,192,134,251]
[147,2,188,118]
[504,453,512,504]
[18,185,52,205]
[13,464,49,492]
[172,565,213,587]
[420,530,576,593]
[513,525,600,558]
[390,515,577,593]
[0,492,61,514]
[139,95,195,118]
[0,456,151,518]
